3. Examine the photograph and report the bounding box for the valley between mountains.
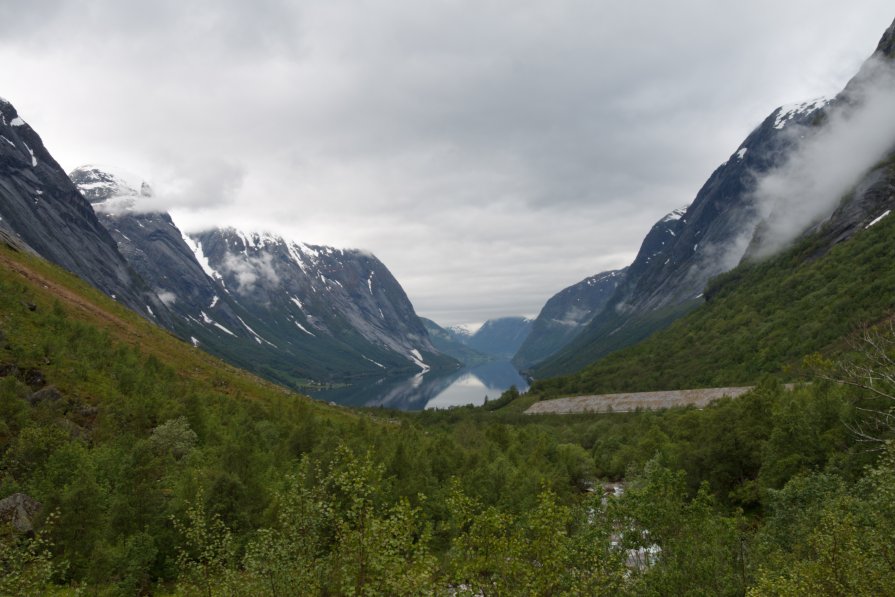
[1,12,895,597]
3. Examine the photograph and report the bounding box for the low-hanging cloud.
[3,2,893,325]
[91,159,246,216]
[147,159,246,213]
[221,252,281,294]
[749,56,895,259]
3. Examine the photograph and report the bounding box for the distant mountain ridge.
[534,16,895,377]
[64,164,455,384]
[463,316,532,359]
[513,268,627,369]
[420,317,491,366]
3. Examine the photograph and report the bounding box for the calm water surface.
[307,361,529,411]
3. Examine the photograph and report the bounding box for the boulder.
[0,493,41,534]
[28,385,61,406]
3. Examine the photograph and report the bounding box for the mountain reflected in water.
[307,361,529,411]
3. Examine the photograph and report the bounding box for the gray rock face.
[0,493,41,534]
[68,164,454,383]
[420,317,490,366]
[537,18,895,377]
[513,268,627,369]
[878,17,895,58]
[27,386,61,406]
[192,228,452,380]
[461,317,532,359]
[0,102,164,319]
[69,166,242,327]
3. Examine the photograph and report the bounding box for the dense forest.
[3,94,895,591]
[3,221,895,595]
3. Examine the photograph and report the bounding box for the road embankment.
[524,386,755,415]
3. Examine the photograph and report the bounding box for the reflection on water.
[307,361,529,411]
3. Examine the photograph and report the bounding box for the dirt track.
[525,386,755,415]
[0,248,135,337]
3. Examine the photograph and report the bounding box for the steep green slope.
[3,234,894,595]
[533,206,895,397]
[0,242,604,592]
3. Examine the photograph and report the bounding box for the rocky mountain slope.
[534,189,895,397]
[192,227,452,379]
[536,17,895,377]
[420,317,491,365]
[69,165,453,384]
[0,101,166,320]
[513,268,627,369]
[462,316,532,359]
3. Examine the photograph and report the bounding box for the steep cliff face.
[70,166,229,326]
[513,268,627,369]
[0,102,163,319]
[192,227,451,378]
[70,166,454,384]
[420,317,490,366]
[537,17,895,377]
[459,317,532,359]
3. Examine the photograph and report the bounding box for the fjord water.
[307,361,529,411]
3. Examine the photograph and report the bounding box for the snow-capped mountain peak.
[70,164,153,214]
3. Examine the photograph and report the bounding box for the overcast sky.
[1,1,892,326]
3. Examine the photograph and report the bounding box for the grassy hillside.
[532,299,700,377]
[2,235,895,595]
[533,209,895,398]
[0,242,620,593]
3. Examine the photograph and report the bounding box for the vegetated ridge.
[533,16,895,377]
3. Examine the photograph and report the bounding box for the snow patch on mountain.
[236,314,276,347]
[293,320,316,336]
[408,348,430,372]
[23,143,35,167]
[866,209,891,228]
[363,356,386,369]
[180,232,222,281]
[773,96,830,130]
[661,206,688,223]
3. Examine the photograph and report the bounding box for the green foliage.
[148,417,198,460]
[172,490,239,596]
[535,211,895,396]
[445,481,627,595]
[0,521,57,596]
[750,444,895,595]
[4,227,895,594]
[610,460,748,596]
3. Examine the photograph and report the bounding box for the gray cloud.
[0,1,892,325]
[221,252,281,294]
[150,160,245,212]
[750,57,895,258]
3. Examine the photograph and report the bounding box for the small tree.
[172,490,238,596]
[0,526,56,596]
[811,322,895,444]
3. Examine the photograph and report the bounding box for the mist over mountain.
[0,102,167,320]
[461,316,532,359]
[68,165,453,385]
[534,17,895,377]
